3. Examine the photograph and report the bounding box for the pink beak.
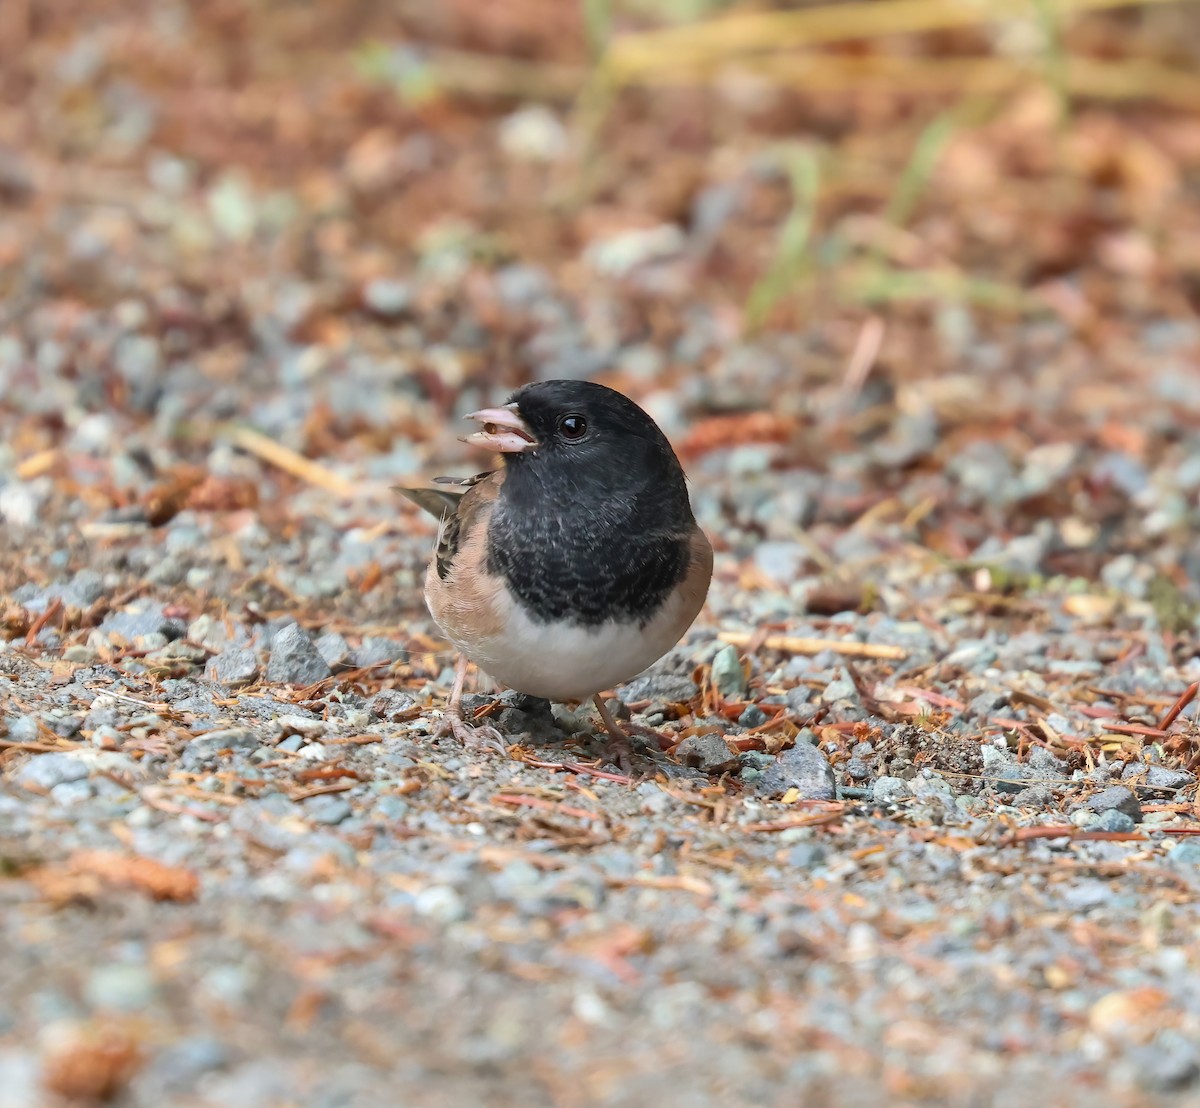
[462,403,539,454]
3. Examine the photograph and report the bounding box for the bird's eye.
[558,414,588,440]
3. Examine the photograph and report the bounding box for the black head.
[463,379,692,527]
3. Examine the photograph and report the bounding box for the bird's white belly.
[449,590,694,702]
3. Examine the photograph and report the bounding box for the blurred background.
[2,0,1200,609]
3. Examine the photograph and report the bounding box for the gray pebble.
[148,1037,231,1091]
[737,705,768,728]
[363,277,413,317]
[754,542,806,583]
[757,737,836,800]
[1133,1029,1200,1092]
[821,679,856,704]
[206,649,259,688]
[1169,840,1200,867]
[873,777,913,804]
[1083,809,1137,834]
[369,689,417,721]
[1009,786,1056,809]
[190,728,257,754]
[15,753,89,790]
[1122,762,1196,795]
[1085,786,1142,822]
[786,842,828,869]
[352,636,407,668]
[50,780,95,805]
[910,773,953,798]
[844,757,872,782]
[314,632,352,669]
[944,641,998,668]
[413,885,467,924]
[5,715,40,744]
[84,963,159,1012]
[1029,747,1067,776]
[304,795,352,825]
[373,796,410,821]
[265,623,332,686]
[675,733,736,774]
[710,644,747,699]
[617,673,698,707]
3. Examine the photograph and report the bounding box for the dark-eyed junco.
[399,380,712,771]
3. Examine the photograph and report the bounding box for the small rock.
[413,885,467,924]
[1085,785,1142,822]
[737,705,768,729]
[1084,809,1137,833]
[1029,747,1067,775]
[944,641,998,668]
[314,632,352,670]
[844,757,872,782]
[786,842,828,869]
[1009,785,1056,809]
[16,753,89,790]
[189,728,257,754]
[497,104,567,162]
[84,964,158,1012]
[675,733,736,774]
[616,673,698,709]
[303,795,352,826]
[754,542,806,584]
[187,614,236,652]
[757,738,836,800]
[710,645,747,699]
[5,715,41,744]
[62,645,98,664]
[1169,840,1200,867]
[265,623,331,686]
[51,780,94,805]
[821,679,856,704]
[1132,1029,1200,1092]
[1122,762,1196,795]
[89,724,123,750]
[911,772,953,798]
[363,278,413,318]
[873,776,912,804]
[148,1037,231,1091]
[369,689,417,721]
[270,715,326,739]
[352,637,407,668]
[584,223,686,278]
[206,649,259,687]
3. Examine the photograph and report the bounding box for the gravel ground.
[5,3,1200,1105]
[4,311,1200,1106]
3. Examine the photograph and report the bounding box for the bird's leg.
[436,655,507,754]
[592,694,634,776]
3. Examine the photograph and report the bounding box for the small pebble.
[1085,786,1143,823]
[756,738,836,801]
[710,645,747,699]
[872,777,913,804]
[265,623,332,686]
[15,753,89,790]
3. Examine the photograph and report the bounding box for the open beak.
[462,403,538,454]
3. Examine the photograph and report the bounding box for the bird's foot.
[435,707,507,755]
[591,694,639,776]
[621,719,676,752]
[597,731,634,777]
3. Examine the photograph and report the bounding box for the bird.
[399,379,713,772]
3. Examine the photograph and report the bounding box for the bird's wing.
[397,471,503,581]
